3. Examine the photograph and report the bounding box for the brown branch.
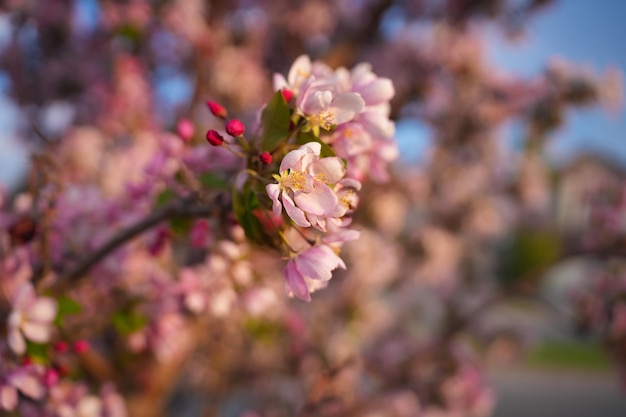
[57,195,218,287]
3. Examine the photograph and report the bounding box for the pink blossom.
[273,55,313,96]
[266,142,353,230]
[7,283,58,355]
[296,77,364,136]
[176,118,195,141]
[0,365,45,411]
[284,244,346,301]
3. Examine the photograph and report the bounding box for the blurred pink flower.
[284,244,346,301]
[7,283,58,355]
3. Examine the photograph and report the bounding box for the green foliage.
[295,131,337,158]
[154,189,175,208]
[198,172,230,190]
[232,183,265,245]
[112,310,147,336]
[498,229,562,288]
[526,340,611,371]
[26,341,49,363]
[244,318,283,345]
[169,215,193,235]
[54,296,82,327]
[260,91,292,152]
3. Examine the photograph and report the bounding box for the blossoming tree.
[0,1,624,416]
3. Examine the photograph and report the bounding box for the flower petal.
[9,372,44,400]
[21,322,51,343]
[266,184,283,217]
[331,93,364,124]
[287,55,312,88]
[26,298,57,322]
[358,78,395,105]
[285,261,311,302]
[280,148,306,173]
[0,385,17,411]
[310,157,346,184]
[295,245,345,281]
[11,283,34,311]
[8,328,25,355]
[294,183,338,216]
[282,192,311,227]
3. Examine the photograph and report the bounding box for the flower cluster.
[263,55,396,301]
[275,55,398,182]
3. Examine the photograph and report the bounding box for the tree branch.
[56,196,218,287]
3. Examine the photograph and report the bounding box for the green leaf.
[232,184,265,244]
[26,341,49,362]
[155,189,175,208]
[169,216,193,235]
[112,310,147,335]
[260,91,292,152]
[54,296,82,327]
[198,173,230,190]
[295,131,337,158]
[498,230,562,288]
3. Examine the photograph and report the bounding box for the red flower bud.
[43,368,59,387]
[54,341,69,354]
[73,340,90,354]
[225,119,245,137]
[206,101,227,119]
[281,88,294,103]
[260,151,272,165]
[206,129,225,146]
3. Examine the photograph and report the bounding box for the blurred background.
[1,1,626,416]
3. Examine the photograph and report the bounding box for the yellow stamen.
[279,170,305,191]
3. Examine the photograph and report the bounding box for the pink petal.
[285,261,311,302]
[287,55,312,87]
[9,372,44,400]
[294,183,338,216]
[310,157,346,184]
[350,63,376,86]
[11,283,34,311]
[0,385,17,411]
[26,297,57,322]
[295,245,346,281]
[266,184,283,217]
[21,322,51,343]
[8,327,26,355]
[330,93,364,124]
[358,78,395,105]
[282,192,311,227]
[322,229,361,244]
[273,73,288,91]
[300,141,321,156]
[280,148,306,172]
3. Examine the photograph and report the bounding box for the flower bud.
[281,88,294,103]
[43,368,59,387]
[54,341,69,353]
[206,129,225,146]
[225,119,245,137]
[260,151,272,165]
[176,119,195,142]
[206,101,227,119]
[73,340,90,354]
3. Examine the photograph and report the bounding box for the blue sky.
[488,0,626,165]
[396,0,626,165]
